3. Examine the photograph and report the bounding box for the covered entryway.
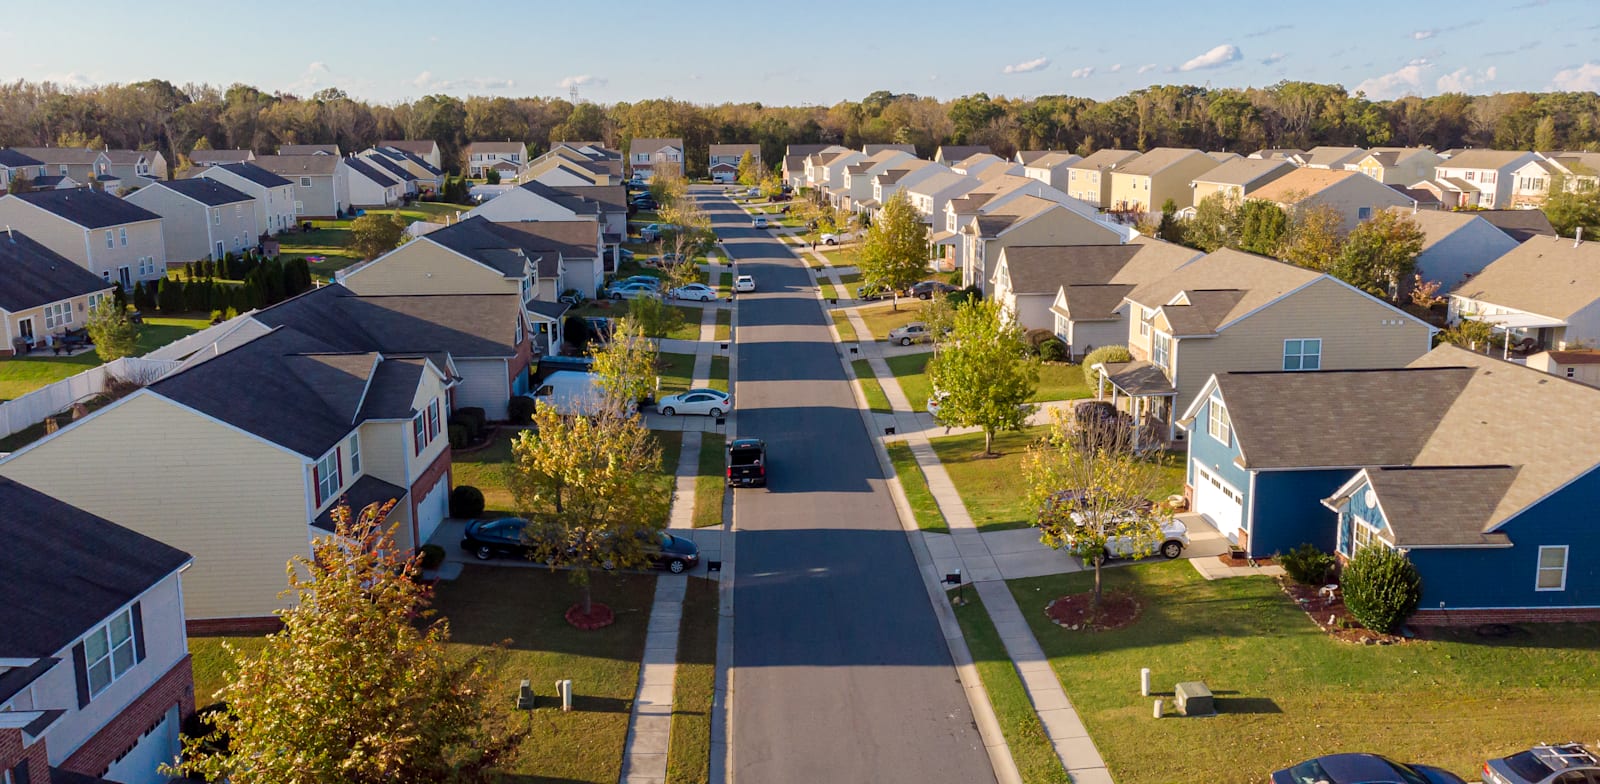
[1192,465,1244,542]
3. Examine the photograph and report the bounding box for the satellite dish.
[1363,488,1379,509]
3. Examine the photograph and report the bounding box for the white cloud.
[1071,66,1095,79]
[1261,52,1287,66]
[1436,66,1497,93]
[411,71,517,92]
[1137,63,1158,74]
[1412,29,1436,40]
[287,62,332,93]
[1003,57,1050,74]
[1552,61,1600,91]
[42,72,95,88]
[1179,44,1242,72]
[560,74,608,89]
[1355,58,1432,99]
[1107,63,1122,73]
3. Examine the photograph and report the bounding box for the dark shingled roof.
[254,154,342,176]
[518,180,600,215]
[491,220,601,260]
[149,177,253,207]
[0,148,44,167]
[1160,289,1247,335]
[344,156,398,187]
[48,767,121,784]
[311,474,409,532]
[555,185,627,213]
[1056,284,1136,321]
[209,161,293,188]
[1100,360,1176,396]
[363,153,418,182]
[0,655,57,704]
[357,357,428,420]
[8,188,161,228]
[938,145,991,160]
[423,216,539,277]
[0,476,191,659]
[1360,466,1516,547]
[1475,209,1557,243]
[253,284,523,363]
[526,299,571,320]
[0,230,112,312]
[1000,245,1140,294]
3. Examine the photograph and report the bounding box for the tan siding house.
[125,179,259,262]
[1064,149,1138,208]
[0,189,168,287]
[1248,168,1417,233]
[0,230,115,354]
[1108,148,1232,216]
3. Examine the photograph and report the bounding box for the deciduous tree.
[348,212,406,260]
[591,317,656,409]
[1544,176,1600,238]
[735,151,758,186]
[1276,203,1344,272]
[1236,199,1288,256]
[86,301,139,360]
[857,191,928,311]
[1330,210,1425,299]
[626,290,683,340]
[926,299,1038,455]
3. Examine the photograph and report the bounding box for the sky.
[3,0,1598,105]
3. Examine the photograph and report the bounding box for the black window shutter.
[14,758,30,784]
[131,602,147,663]
[71,642,89,707]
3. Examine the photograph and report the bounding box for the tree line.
[4,79,1598,178]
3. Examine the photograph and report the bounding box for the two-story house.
[1189,158,1295,207]
[1434,149,1541,209]
[1350,147,1442,185]
[902,168,980,228]
[466,141,529,179]
[958,194,1128,296]
[1021,152,1083,191]
[0,477,194,784]
[1108,148,1234,216]
[1400,208,1519,293]
[253,154,351,219]
[9,148,111,187]
[357,152,421,198]
[815,150,869,207]
[1246,168,1417,233]
[461,181,621,267]
[101,150,167,189]
[708,143,760,183]
[523,144,623,187]
[379,139,443,170]
[951,153,1020,180]
[1064,149,1140,209]
[125,179,259,263]
[0,230,115,355]
[940,174,1111,280]
[988,236,1199,339]
[1292,146,1368,170]
[0,189,167,289]
[194,162,297,236]
[627,138,684,181]
[866,159,935,218]
[344,157,404,209]
[838,149,916,213]
[934,145,991,164]
[1181,345,1600,625]
[1448,235,1600,356]
[0,149,48,193]
[1095,247,1433,446]
[364,146,446,194]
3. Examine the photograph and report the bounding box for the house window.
[1139,308,1151,337]
[84,608,137,697]
[413,412,427,455]
[44,302,70,329]
[428,398,441,439]
[1357,206,1372,221]
[1283,339,1322,371]
[300,177,311,187]
[1464,171,1474,181]
[119,228,128,246]
[1567,367,1576,378]
[1350,515,1381,553]
[1207,395,1231,445]
[348,433,361,476]
[213,209,221,225]
[1536,545,1568,591]
[315,449,342,505]
[514,316,524,346]
[1151,331,1171,369]
[105,230,114,249]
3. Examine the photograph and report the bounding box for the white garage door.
[416,478,449,546]
[104,704,179,784]
[1193,466,1244,541]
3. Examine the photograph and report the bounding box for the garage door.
[104,704,179,784]
[416,478,449,546]
[1193,466,1244,541]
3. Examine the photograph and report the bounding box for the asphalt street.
[703,187,997,784]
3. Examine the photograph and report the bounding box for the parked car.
[727,438,768,487]
[887,322,932,346]
[770,191,792,202]
[911,280,959,300]
[615,275,661,288]
[746,187,762,197]
[752,215,769,229]
[461,518,700,573]
[735,275,756,292]
[1273,754,1467,784]
[631,197,657,210]
[670,283,718,302]
[657,388,732,417]
[607,281,662,300]
[856,282,899,301]
[819,233,840,245]
[1484,743,1600,784]
[645,253,684,268]
[640,223,681,241]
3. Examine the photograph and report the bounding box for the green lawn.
[885,353,934,412]
[452,428,682,519]
[656,352,696,397]
[0,314,211,401]
[716,272,732,299]
[857,303,924,341]
[667,577,719,784]
[952,594,1070,784]
[820,246,861,268]
[830,310,858,343]
[567,301,701,342]
[928,427,1048,531]
[1010,560,1600,784]
[708,356,729,393]
[693,433,726,529]
[189,566,659,782]
[822,271,862,303]
[849,360,892,414]
[886,441,947,534]
[884,355,1091,413]
[713,309,731,342]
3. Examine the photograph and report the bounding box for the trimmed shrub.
[1080,345,1132,387]
[1025,328,1055,354]
[1342,546,1422,634]
[506,395,537,424]
[454,407,487,440]
[449,485,485,518]
[948,285,983,307]
[1039,337,1068,363]
[417,544,446,570]
[447,423,469,449]
[1278,543,1337,585]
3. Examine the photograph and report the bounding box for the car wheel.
[661,406,676,416]
[702,293,713,301]
[668,559,687,574]
[709,407,722,417]
[900,337,912,346]
[611,293,622,300]
[475,545,494,561]
[1161,540,1184,559]
[1101,546,1115,563]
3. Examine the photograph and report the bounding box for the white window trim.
[1207,395,1231,445]
[315,449,342,505]
[83,607,137,697]
[348,433,361,476]
[1536,545,1568,591]
[1283,338,1322,371]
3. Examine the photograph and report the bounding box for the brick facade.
[407,445,453,546]
[1410,607,1600,626]
[60,655,195,779]
[186,616,283,635]
[0,728,52,783]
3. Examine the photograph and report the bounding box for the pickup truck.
[726,438,768,488]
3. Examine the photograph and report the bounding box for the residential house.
[125,178,259,263]
[958,195,1128,296]
[379,139,442,170]
[1350,148,1443,185]
[196,162,297,236]
[462,180,622,264]
[277,143,339,156]
[985,235,1198,344]
[1510,152,1600,208]
[939,174,1111,278]
[0,322,462,622]
[934,145,991,164]
[523,144,622,187]
[815,150,869,207]
[1064,149,1140,209]
[902,168,979,228]
[0,230,114,355]
[1181,345,1600,624]
[493,220,607,300]
[1096,247,1433,445]
[1189,158,1295,206]
[1448,235,1600,354]
[1389,183,1444,211]
[1398,208,1519,293]
[1014,150,1055,166]
[186,148,254,168]
[1475,209,1557,243]
[466,141,529,179]
[627,138,683,181]
[708,143,760,183]
[839,149,916,212]
[0,149,47,193]
[0,477,194,784]
[1292,146,1368,169]
[253,154,351,219]
[556,185,628,259]
[9,148,111,186]
[867,159,936,220]
[344,157,404,209]
[1107,148,1232,216]
[357,151,421,198]
[1246,168,1416,233]
[101,149,167,189]
[1433,149,1541,209]
[28,176,79,191]
[951,153,1020,180]
[1526,349,1600,387]
[783,144,847,190]
[1021,152,1083,191]
[863,144,916,156]
[0,188,167,289]
[365,146,446,194]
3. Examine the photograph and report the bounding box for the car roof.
[730,437,765,448]
[1316,753,1407,782]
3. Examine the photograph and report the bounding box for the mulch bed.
[1045,591,1141,632]
[1279,580,1404,645]
[565,602,616,630]
[1217,552,1276,568]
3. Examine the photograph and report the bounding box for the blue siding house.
[1180,344,1600,623]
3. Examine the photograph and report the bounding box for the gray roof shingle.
[207,162,292,188]
[7,188,161,229]
[148,178,253,207]
[0,230,113,312]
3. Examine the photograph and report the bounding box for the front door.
[119,266,132,289]
[17,317,33,344]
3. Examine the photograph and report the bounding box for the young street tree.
[736,151,759,186]
[172,501,520,783]
[927,298,1039,455]
[1330,209,1425,299]
[348,211,407,260]
[1026,411,1173,607]
[86,301,139,360]
[626,292,683,341]
[507,406,670,616]
[857,191,929,311]
[591,317,657,409]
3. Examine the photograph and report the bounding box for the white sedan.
[657,388,732,417]
[735,275,756,292]
[670,283,717,302]
[752,216,770,229]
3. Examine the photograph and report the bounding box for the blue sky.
[3,0,1597,104]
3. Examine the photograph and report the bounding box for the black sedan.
[460,517,701,573]
[911,280,959,299]
[1273,754,1466,784]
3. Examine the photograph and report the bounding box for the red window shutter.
[335,447,343,487]
[312,463,322,505]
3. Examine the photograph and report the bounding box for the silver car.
[886,322,931,346]
[1484,744,1600,784]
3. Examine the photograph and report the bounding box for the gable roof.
[969,195,1063,236]
[0,148,44,168]
[278,144,338,156]
[709,143,759,157]
[379,140,439,156]
[0,476,191,658]
[1448,235,1600,319]
[188,149,254,165]
[468,141,527,155]
[1438,149,1533,170]
[1129,247,1320,333]
[101,149,157,166]
[254,154,342,177]
[629,137,683,155]
[8,147,101,166]
[1390,207,1493,253]
[206,161,292,188]
[1248,167,1369,204]
[146,177,253,207]
[1474,209,1557,243]
[1389,184,1442,208]
[1113,148,1210,177]
[421,216,539,277]
[517,180,601,215]
[490,220,601,260]
[362,153,418,182]
[1067,149,1139,172]
[936,145,991,161]
[554,185,627,213]
[0,230,113,312]
[6,188,161,228]
[1192,157,1294,188]
[344,156,399,187]
[863,144,916,155]
[1295,146,1367,168]
[1027,151,1082,169]
[1001,244,1141,294]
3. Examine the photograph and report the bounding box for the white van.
[531,371,637,417]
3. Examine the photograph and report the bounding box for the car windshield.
[1504,752,1555,781]
[1281,760,1332,784]
[658,532,673,548]
[730,447,763,463]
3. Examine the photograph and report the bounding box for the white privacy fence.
[0,356,181,441]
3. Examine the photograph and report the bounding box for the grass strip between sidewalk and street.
[713,309,731,342]
[849,359,892,414]
[693,433,727,528]
[885,441,948,534]
[952,592,1072,784]
[830,310,858,343]
[666,576,720,784]
[708,357,729,393]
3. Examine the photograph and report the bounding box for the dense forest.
[2,78,1597,176]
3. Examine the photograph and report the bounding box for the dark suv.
[726,438,767,487]
[911,280,958,299]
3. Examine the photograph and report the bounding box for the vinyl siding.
[977,209,1124,295]
[0,200,98,270]
[1249,469,1354,557]
[359,420,410,489]
[1303,177,1417,233]
[340,240,519,297]
[127,187,257,263]
[453,358,510,420]
[2,291,109,346]
[1413,219,1519,290]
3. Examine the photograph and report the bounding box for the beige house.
[1351,148,1442,185]
[0,189,167,288]
[1434,150,1541,209]
[1448,235,1600,355]
[1109,148,1235,216]
[0,148,48,192]
[196,162,298,236]
[277,143,339,156]
[0,230,115,354]
[102,149,168,188]
[1190,158,1295,206]
[125,178,259,263]
[364,146,446,193]
[380,139,443,170]
[253,154,351,219]
[1099,248,1434,441]
[934,145,990,164]
[1247,168,1417,233]
[958,195,1127,296]
[467,141,528,179]
[708,143,760,183]
[9,147,111,186]
[1293,146,1368,169]
[1021,151,1083,191]
[1064,149,1138,209]
[627,138,684,181]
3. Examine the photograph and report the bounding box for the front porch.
[1092,359,1182,447]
